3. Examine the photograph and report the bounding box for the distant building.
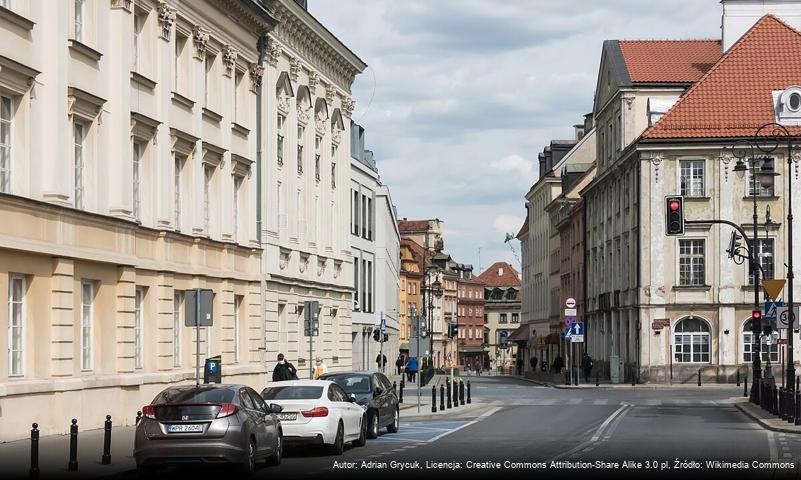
[454,264,486,369]
[479,263,521,372]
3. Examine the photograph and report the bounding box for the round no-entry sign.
[565,297,576,309]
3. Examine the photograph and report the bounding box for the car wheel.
[267,432,282,466]
[366,410,379,439]
[353,416,367,447]
[330,422,345,455]
[240,438,256,477]
[387,408,399,433]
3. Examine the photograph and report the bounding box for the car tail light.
[216,403,238,418]
[142,405,156,419]
[301,406,329,418]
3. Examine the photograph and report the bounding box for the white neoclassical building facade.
[261,0,366,377]
[0,0,275,441]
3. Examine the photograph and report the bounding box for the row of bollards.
[427,380,469,414]
[29,416,115,478]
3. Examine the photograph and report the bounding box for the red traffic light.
[752,310,762,320]
[669,200,680,211]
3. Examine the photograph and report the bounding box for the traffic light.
[752,310,763,333]
[726,231,743,260]
[383,333,389,343]
[372,329,381,342]
[451,323,458,338]
[665,196,685,235]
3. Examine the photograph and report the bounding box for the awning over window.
[545,333,561,345]
[508,325,529,343]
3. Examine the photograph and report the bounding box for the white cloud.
[489,154,536,180]
[493,215,525,236]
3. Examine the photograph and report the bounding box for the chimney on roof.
[722,0,801,51]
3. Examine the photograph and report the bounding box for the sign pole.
[195,289,200,387]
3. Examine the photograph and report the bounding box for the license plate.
[167,424,204,433]
[277,413,297,421]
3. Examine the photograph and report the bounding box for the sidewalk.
[0,425,136,479]
[735,399,801,434]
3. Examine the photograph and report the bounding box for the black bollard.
[29,423,39,479]
[431,386,437,413]
[453,381,459,408]
[467,380,471,404]
[102,415,112,465]
[440,385,445,411]
[459,380,465,406]
[596,373,599,387]
[631,366,636,386]
[136,411,142,425]
[744,376,748,398]
[697,369,701,387]
[399,382,404,404]
[393,381,397,395]
[736,370,740,387]
[68,418,78,472]
[446,379,452,409]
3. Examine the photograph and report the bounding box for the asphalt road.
[9,375,799,479]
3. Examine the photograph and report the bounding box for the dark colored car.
[320,371,399,438]
[134,384,284,476]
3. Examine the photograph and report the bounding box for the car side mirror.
[349,393,357,403]
[270,403,283,414]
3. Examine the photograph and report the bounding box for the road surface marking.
[768,430,779,461]
[593,399,609,405]
[591,403,632,442]
[427,407,502,443]
[567,398,582,405]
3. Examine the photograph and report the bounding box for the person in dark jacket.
[272,353,298,381]
[530,356,538,373]
[581,352,593,382]
[553,355,564,374]
[395,354,405,375]
[516,358,523,375]
[376,353,388,372]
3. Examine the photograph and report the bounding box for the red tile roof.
[643,15,801,139]
[619,40,721,83]
[400,238,426,272]
[516,215,529,239]
[478,262,521,287]
[398,220,431,232]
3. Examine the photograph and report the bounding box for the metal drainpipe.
[256,33,268,371]
[635,159,641,384]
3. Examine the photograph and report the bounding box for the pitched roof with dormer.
[478,262,521,288]
[643,15,801,139]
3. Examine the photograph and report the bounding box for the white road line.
[768,430,779,461]
[593,399,609,405]
[426,407,502,443]
[602,405,633,441]
[567,398,582,405]
[591,403,632,442]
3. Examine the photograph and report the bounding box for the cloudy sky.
[311,0,721,273]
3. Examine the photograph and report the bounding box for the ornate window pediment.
[314,97,328,135]
[169,128,198,157]
[296,85,311,125]
[69,87,106,122]
[202,141,226,168]
[276,71,293,115]
[231,153,253,177]
[130,112,160,141]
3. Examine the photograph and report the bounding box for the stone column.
[116,266,136,373]
[50,258,75,377]
[156,272,175,371]
[107,1,134,217]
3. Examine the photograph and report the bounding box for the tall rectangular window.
[204,166,213,233]
[680,160,705,197]
[174,33,185,90]
[748,238,775,284]
[73,0,85,42]
[367,260,373,313]
[135,287,144,369]
[233,295,242,364]
[204,56,212,108]
[8,274,24,376]
[233,71,243,124]
[678,239,705,286]
[353,259,359,311]
[749,168,775,196]
[512,313,519,323]
[277,114,285,166]
[352,190,359,235]
[73,122,85,209]
[0,95,11,193]
[361,194,367,238]
[331,162,336,189]
[361,259,367,312]
[297,126,304,175]
[80,281,93,371]
[367,197,373,240]
[233,176,241,242]
[314,135,321,182]
[174,157,182,231]
[173,291,182,368]
[500,313,508,323]
[133,142,142,219]
[133,11,144,72]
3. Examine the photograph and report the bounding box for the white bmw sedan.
[261,380,366,455]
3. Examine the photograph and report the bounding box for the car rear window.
[152,387,235,405]
[324,375,371,394]
[261,386,324,400]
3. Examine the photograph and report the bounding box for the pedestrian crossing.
[506,397,741,407]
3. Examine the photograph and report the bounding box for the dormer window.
[775,86,801,125]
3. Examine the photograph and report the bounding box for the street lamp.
[425,274,443,369]
[729,123,798,395]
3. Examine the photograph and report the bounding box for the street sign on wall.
[565,297,576,309]
[777,306,800,329]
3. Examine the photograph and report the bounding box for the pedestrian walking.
[516,358,523,375]
[553,355,564,374]
[313,357,328,379]
[530,356,538,373]
[376,353,388,372]
[473,359,481,376]
[395,354,405,375]
[581,352,593,382]
[407,357,419,383]
[272,353,298,381]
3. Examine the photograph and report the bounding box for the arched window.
[743,320,779,363]
[673,317,711,363]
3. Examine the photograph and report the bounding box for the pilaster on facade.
[50,258,75,378]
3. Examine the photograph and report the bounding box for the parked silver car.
[134,384,283,476]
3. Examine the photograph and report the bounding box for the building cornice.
[266,0,366,92]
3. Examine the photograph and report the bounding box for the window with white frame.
[204,55,212,108]
[174,157,183,231]
[748,238,774,284]
[749,167,775,196]
[232,175,242,242]
[679,160,705,197]
[276,114,285,166]
[8,274,25,376]
[678,239,705,286]
[80,281,93,371]
[297,126,304,175]
[743,320,779,363]
[173,291,182,368]
[204,166,213,234]
[174,32,186,92]
[233,70,243,125]
[315,135,321,182]
[673,317,710,363]
[73,121,85,209]
[135,287,144,369]
[73,0,85,42]
[233,295,242,364]
[0,95,11,193]
[500,313,507,324]
[512,313,519,323]
[132,10,145,72]
[133,141,143,219]
[0,0,10,9]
